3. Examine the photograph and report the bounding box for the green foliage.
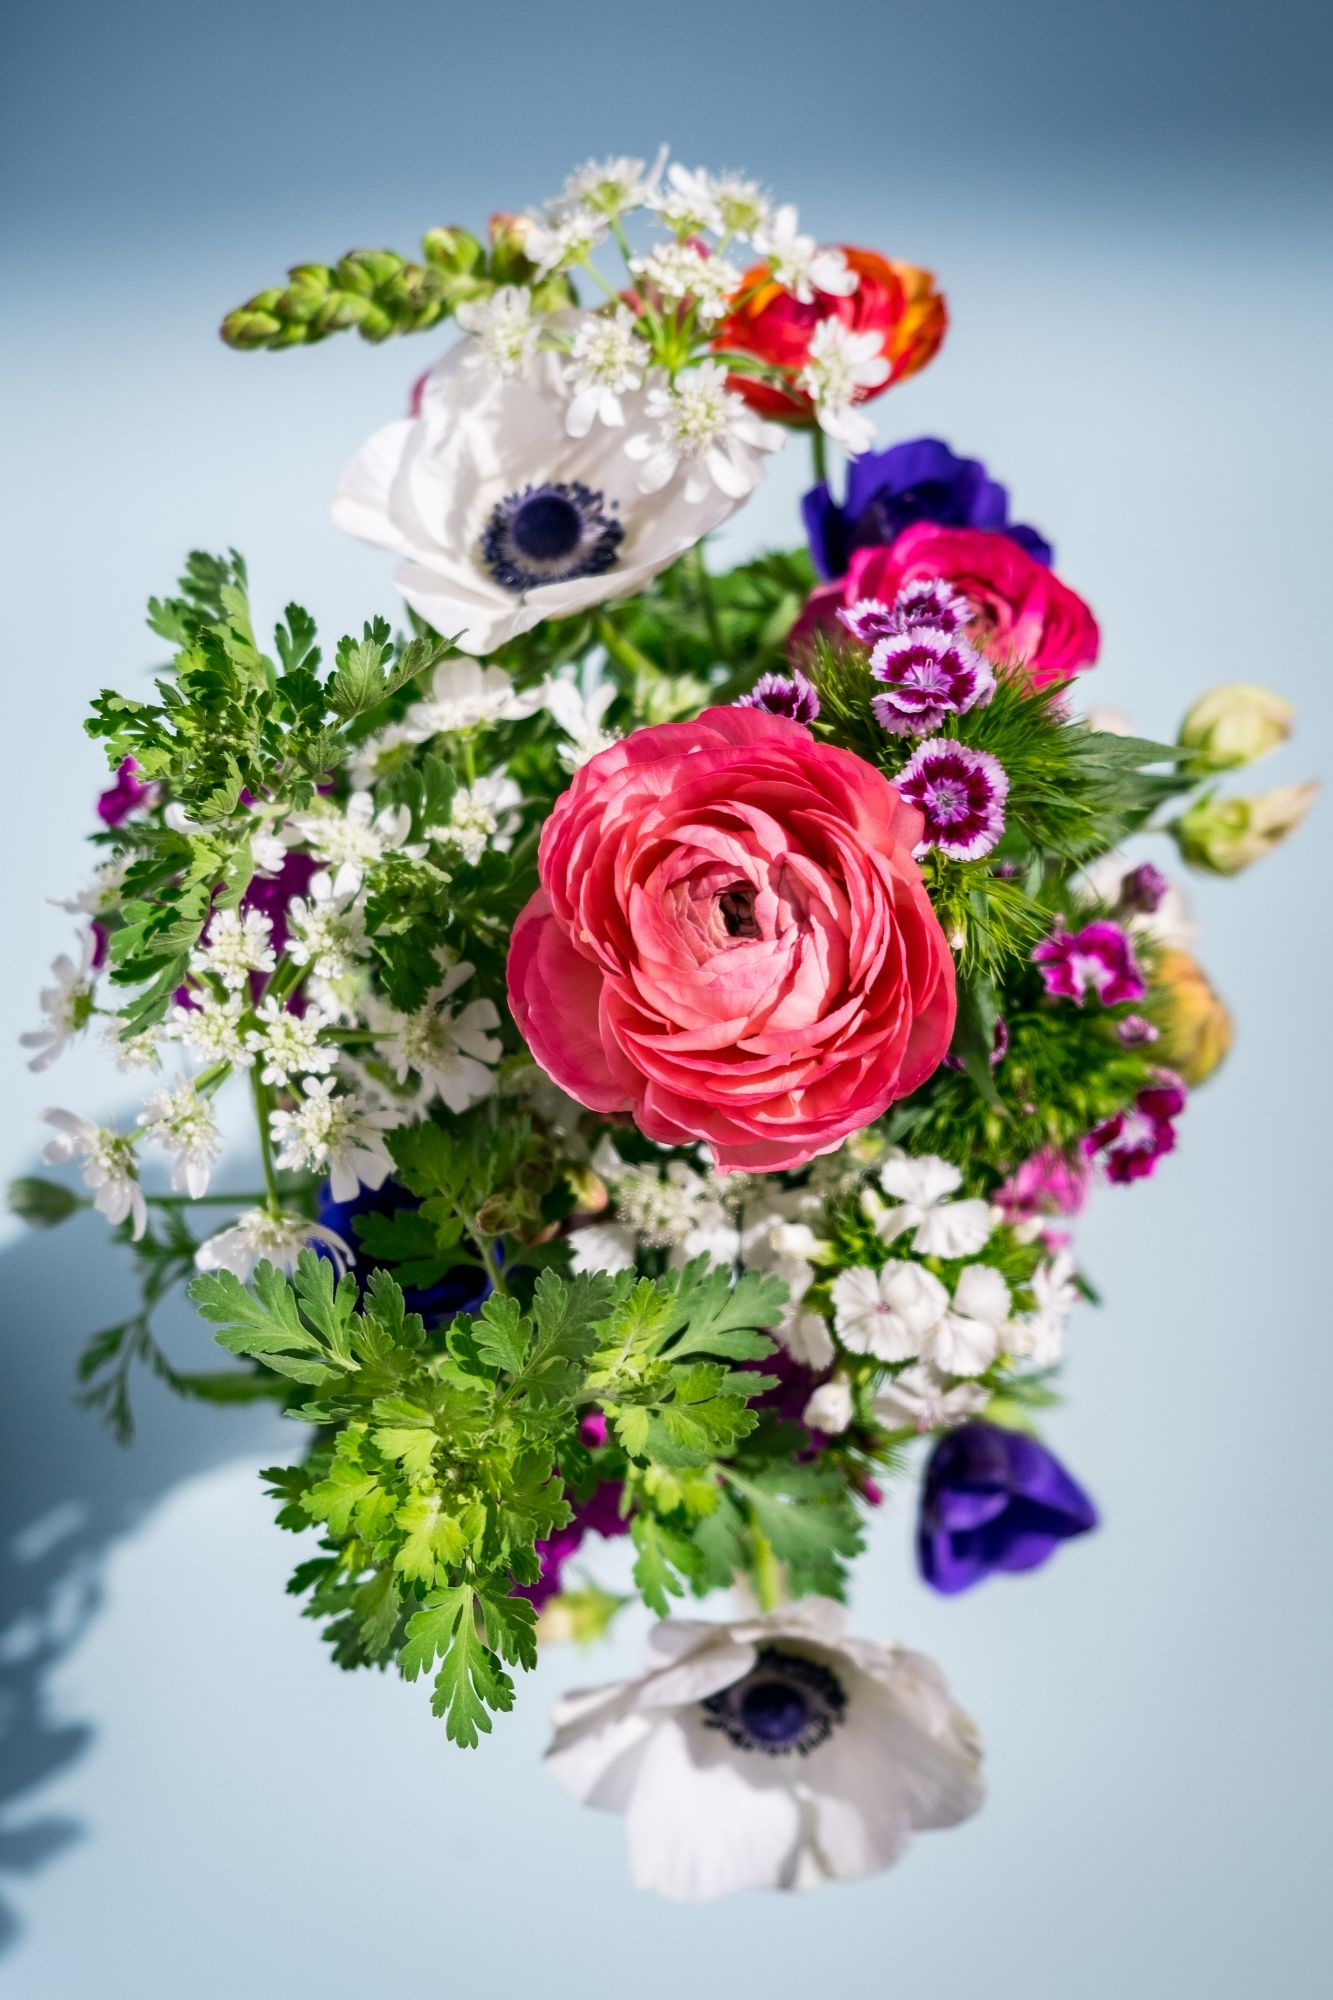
[188,1250,789,1742]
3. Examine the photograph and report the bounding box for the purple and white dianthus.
[1117,861,1170,916]
[736,669,820,725]
[897,741,1009,861]
[869,625,994,737]
[889,576,972,636]
[1085,1073,1187,1183]
[837,597,899,648]
[1032,920,1146,1007]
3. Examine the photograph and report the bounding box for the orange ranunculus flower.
[713,248,947,425]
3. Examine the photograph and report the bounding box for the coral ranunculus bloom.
[507,707,956,1173]
[714,249,947,426]
[791,523,1100,690]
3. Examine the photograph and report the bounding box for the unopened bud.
[1180,683,1295,772]
[421,226,484,274]
[8,1176,80,1227]
[1171,781,1319,874]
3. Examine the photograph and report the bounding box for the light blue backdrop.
[2,3,1330,1994]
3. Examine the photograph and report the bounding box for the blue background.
[2,2,1330,1993]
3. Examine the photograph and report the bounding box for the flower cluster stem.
[250,1071,283,1217]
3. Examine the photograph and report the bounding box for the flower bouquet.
[16,152,1316,1902]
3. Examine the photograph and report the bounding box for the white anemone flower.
[869,1153,995,1259]
[545,676,618,770]
[402,658,543,740]
[334,337,767,656]
[831,1261,948,1362]
[21,931,98,1071]
[921,1265,1012,1377]
[545,1597,984,1902]
[753,205,857,302]
[455,285,539,378]
[799,320,890,454]
[624,361,785,503]
[564,308,650,438]
[874,1363,989,1434]
[194,1208,353,1281]
[42,1110,146,1239]
[137,1079,221,1198]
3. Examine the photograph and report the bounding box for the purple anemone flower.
[736,669,820,724]
[869,625,994,737]
[802,437,1054,581]
[96,757,157,827]
[1086,1073,1187,1183]
[1033,920,1146,1006]
[918,1421,1098,1594]
[897,741,1009,860]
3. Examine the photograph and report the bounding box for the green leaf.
[190,1261,318,1358]
[400,1586,514,1747]
[393,1490,467,1584]
[630,1514,698,1616]
[473,1293,530,1377]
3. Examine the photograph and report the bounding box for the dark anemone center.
[509,491,584,562]
[738,1678,810,1747]
[719,884,760,939]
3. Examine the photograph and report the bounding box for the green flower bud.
[1179,683,1295,772]
[1171,780,1320,874]
[537,1583,626,1648]
[8,1176,80,1227]
[219,293,285,348]
[421,226,484,274]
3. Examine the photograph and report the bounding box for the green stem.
[690,543,727,667]
[475,1234,509,1298]
[810,425,829,488]
[250,1071,283,1217]
[750,1522,782,1612]
[146,1190,270,1208]
[594,612,660,683]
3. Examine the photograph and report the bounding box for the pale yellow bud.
[1171,780,1319,874]
[1179,683,1294,771]
[1155,949,1232,1087]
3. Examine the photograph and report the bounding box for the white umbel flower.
[372,959,501,1113]
[52,856,130,917]
[438,772,523,865]
[874,1364,989,1434]
[137,1079,221,1198]
[629,243,741,325]
[624,361,784,502]
[194,1207,353,1281]
[798,320,890,454]
[660,164,771,239]
[545,1597,984,1903]
[522,208,609,278]
[244,997,336,1089]
[455,285,540,378]
[544,677,618,771]
[564,308,650,437]
[402,658,544,740]
[21,931,98,1071]
[753,205,857,302]
[831,1261,948,1362]
[101,1017,162,1075]
[41,1110,146,1240]
[556,151,666,217]
[190,907,276,992]
[869,1154,995,1260]
[922,1264,1012,1378]
[285,792,415,897]
[269,1077,397,1201]
[165,990,253,1069]
[284,873,368,981]
[334,337,765,656]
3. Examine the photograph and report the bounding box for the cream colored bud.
[1179,683,1295,771]
[1171,781,1319,874]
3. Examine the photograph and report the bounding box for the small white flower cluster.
[817,1153,1081,1437]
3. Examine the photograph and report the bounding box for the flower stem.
[595,612,659,683]
[690,543,728,667]
[475,1233,508,1298]
[810,425,829,488]
[750,1522,782,1612]
[147,1190,270,1208]
[250,1071,283,1217]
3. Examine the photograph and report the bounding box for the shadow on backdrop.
[0,1199,289,1952]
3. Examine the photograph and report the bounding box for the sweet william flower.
[545,1598,983,1902]
[1033,920,1146,1007]
[544,676,619,770]
[335,336,771,654]
[735,670,819,724]
[802,437,1054,582]
[921,1264,1011,1378]
[918,1422,1097,1593]
[832,1261,948,1362]
[1086,1074,1187,1184]
[791,524,1098,689]
[875,1363,988,1434]
[870,1155,995,1258]
[716,248,946,427]
[868,624,994,737]
[802,1374,854,1435]
[507,708,956,1173]
[895,741,1009,862]
[96,756,158,826]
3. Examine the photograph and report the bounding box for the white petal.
[912,1198,995,1259]
[624,1714,804,1903]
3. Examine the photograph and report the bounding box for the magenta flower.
[996,1146,1091,1223]
[837,597,899,647]
[96,757,156,827]
[736,669,820,724]
[1116,1013,1160,1046]
[1032,920,1146,1006]
[1085,1073,1187,1183]
[897,741,1008,860]
[889,575,972,636]
[869,625,994,737]
[1117,861,1169,915]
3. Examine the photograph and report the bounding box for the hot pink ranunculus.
[507,707,956,1173]
[792,524,1100,689]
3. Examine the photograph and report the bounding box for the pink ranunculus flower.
[791,524,1100,689]
[507,707,956,1174]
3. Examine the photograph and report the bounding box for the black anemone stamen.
[481,480,624,594]
[700,1646,847,1757]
